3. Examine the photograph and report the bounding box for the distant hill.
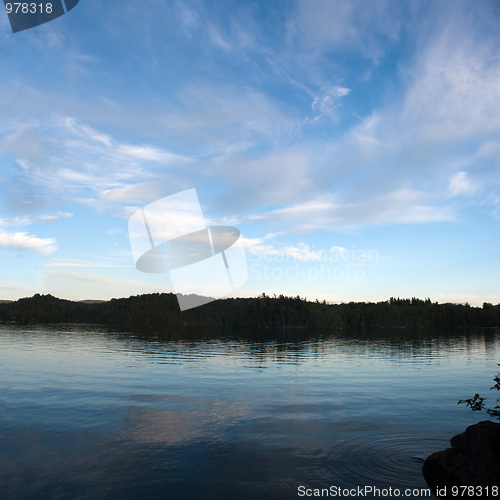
[0,293,499,332]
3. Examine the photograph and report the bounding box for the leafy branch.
[458,365,500,420]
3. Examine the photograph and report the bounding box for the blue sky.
[0,0,499,305]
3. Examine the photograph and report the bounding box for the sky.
[0,0,499,306]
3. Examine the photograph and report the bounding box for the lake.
[0,324,499,499]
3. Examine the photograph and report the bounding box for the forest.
[0,293,499,332]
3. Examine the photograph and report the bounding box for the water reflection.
[0,325,499,499]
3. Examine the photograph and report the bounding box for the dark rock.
[423,420,500,492]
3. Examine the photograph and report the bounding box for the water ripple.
[322,433,445,488]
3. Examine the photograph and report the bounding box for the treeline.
[0,293,499,332]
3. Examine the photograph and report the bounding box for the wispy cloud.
[0,212,74,226]
[310,86,351,123]
[115,144,186,163]
[45,262,125,268]
[245,189,452,231]
[245,238,345,263]
[274,243,329,262]
[2,5,499,230]
[4,1,497,236]
[293,0,403,62]
[448,172,477,197]
[401,14,500,144]
[2,117,193,215]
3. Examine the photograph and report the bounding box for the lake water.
[0,324,499,499]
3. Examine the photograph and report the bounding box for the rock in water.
[423,420,500,490]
